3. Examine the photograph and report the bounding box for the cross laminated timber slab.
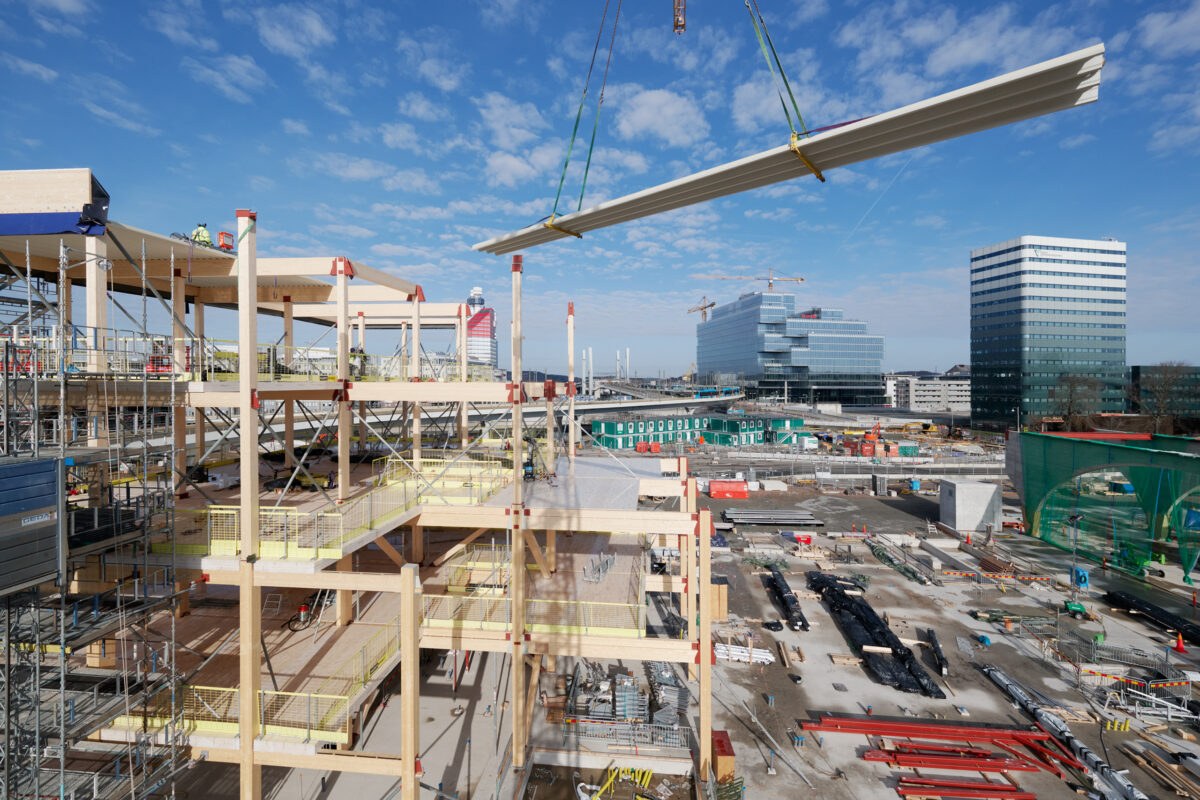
[474,44,1104,255]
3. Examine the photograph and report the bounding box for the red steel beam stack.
[801,713,1086,795]
[897,776,1036,799]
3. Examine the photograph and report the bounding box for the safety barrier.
[526,598,642,637]
[109,684,350,744]
[154,457,510,559]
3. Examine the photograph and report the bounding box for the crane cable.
[549,0,614,230]
[576,0,622,212]
[745,0,807,137]
[545,1,624,233]
[745,0,826,181]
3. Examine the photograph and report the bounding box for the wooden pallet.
[830,653,862,666]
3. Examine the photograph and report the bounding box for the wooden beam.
[524,653,543,740]
[205,570,417,593]
[190,747,412,778]
[639,478,686,497]
[432,527,491,566]
[524,531,550,578]
[375,536,407,569]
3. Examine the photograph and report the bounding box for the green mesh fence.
[1021,433,1200,582]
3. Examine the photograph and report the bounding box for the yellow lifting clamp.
[789,132,825,183]
[543,216,583,239]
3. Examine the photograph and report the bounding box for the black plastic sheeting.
[807,571,945,698]
[1105,590,1200,646]
[768,566,809,631]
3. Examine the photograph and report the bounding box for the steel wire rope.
[548,0,613,223]
[576,0,623,211]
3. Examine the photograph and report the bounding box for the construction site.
[6,29,1200,800]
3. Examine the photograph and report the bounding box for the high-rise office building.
[697,292,884,404]
[465,286,497,367]
[969,235,1127,430]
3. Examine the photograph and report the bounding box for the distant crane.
[693,267,805,292]
[688,295,716,322]
[673,0,685,33]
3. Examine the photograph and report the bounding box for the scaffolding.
[0,229,187,800]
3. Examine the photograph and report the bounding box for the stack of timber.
[807,572,945,698]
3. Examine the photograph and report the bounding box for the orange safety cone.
[1175,633,1188,654]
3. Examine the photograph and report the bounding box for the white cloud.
[484,152,538,187]
[305,152,393,181]
[447,195,548,217]
[1149,87,1200,153]
[626,26,740,74]
[282,118,310,135]
[612,85,709,147]
[914,214,947,229]
[397,29,470,91]
[249,175,275,192]
[474,91,548,151]
[1060,133,1096,149]
[146,0,218,51]
[370,203,453,221]
[252,4,335,60]
[398,91,449,121]
[787,0,829,25]
[181,54,271,104]
[319,223,376,239]
[383,168,441,194]
[30,0,89,11]
[83,102,161,136]
[4,55,57,82]
[924,6,1082,77]
[1139,0,1200,57]
[592,147,649,174]
[874,71,940,108]
[380,122,422,152]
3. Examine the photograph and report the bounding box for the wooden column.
[235,209,261,800]
[172,271,188,496]
[335,554,352,627]
[685,476,697,679]
[410,523,423,565]
[457,304,468,448]
[194,301,206,459]
[509,255,527,768]
[84,236,107,375]
[567,303,576,463]
[282,298,293,469]
[411,298,422,470]
[698,508,713,784]
[356,312,367,454]
[335,260,351,502]
[546,530,556,573]
[399,563,421,800]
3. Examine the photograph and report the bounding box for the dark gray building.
[969,235,1127,430]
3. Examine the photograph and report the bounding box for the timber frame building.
[0,168,716,800]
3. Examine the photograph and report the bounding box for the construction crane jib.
[688,295,716,323]
[694,267,805,292]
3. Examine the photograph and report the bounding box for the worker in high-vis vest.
[191,223,212,245]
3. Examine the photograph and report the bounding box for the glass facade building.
[696,292,885,404]
[969,235,1127,430]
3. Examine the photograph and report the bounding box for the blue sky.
[2,0,1197,376]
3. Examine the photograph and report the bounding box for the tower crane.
[693,267,805,292]
[673,0,685,33]
[687,295,716,322]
